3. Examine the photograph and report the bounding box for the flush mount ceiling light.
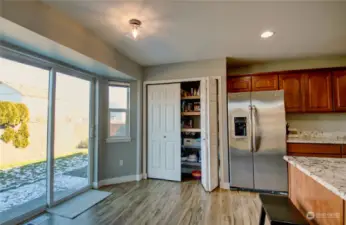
[261,31,274,39]
[129,18,142,40]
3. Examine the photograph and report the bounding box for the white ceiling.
[44,1,346,66]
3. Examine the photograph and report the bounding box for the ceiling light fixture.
[129,19,142,40]
[261,31,274,39]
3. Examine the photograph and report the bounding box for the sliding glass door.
[53,72,92,202]
[0,52,95,224]
[0,57,49,224]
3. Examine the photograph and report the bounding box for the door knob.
[163,136,166,138]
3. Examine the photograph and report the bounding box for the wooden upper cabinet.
[304,72,333,112]
[227,76,251,93]
[279,74,304,112]
[251,74,278,91]
[333,70,346,112]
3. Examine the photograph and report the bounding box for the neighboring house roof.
[0,81,48,99]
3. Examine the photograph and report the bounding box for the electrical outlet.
[119,160,123,166]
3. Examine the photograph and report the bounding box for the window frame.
[107,82,131,143]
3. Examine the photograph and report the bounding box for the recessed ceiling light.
[261,31,274,39]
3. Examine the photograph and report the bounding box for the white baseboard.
[95,174,143,188]
[135,174,143,181]
[92,182,99,189]
[220,182,230,190]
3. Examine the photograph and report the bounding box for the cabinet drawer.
[287,143,342,154]
[252,74,278,91]
[287,152,341,158]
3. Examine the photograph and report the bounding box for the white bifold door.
[147,84,181,181]
[201,78,219,192]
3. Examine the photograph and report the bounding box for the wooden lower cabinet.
[288,164,345,225]
[287,143,342,156]
[289,165,344,225]
[288,152,341,158]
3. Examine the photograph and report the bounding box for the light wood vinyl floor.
[26,179,263,225]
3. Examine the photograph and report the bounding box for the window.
[108,83,130,141]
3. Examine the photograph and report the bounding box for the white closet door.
[200,78,219,192]
[207,78,219,191]
[200,79,209,191]
[148,84,181,181]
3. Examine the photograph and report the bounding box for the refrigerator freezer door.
[251,90,288,192]
[228,92,254,189]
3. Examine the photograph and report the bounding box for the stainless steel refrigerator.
[228,90,287,192]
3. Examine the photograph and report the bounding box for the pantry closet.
[146,77,219,192]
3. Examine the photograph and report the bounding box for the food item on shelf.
[194,102,200,111]
[192,170,201,179]
[187,154,197,162]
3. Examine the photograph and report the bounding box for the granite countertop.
[284,156,346,200]
[287,137,345,144]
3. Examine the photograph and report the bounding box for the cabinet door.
[333,70,346,112]
[287,143,342,155]
[304,72,333,112]
[288,152,341,158]
[279,74,304,112]
[251,74,278,91]
[227,76,251,93]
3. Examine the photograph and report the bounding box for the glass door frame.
[0,43,97,224]
[47,68,96,207]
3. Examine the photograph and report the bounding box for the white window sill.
[106,137,132,143]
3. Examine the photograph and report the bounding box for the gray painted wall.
[228,56,346,75]
[1,0,143,80]
[97,79,141,181]
[144,58,226,81]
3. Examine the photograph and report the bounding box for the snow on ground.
[0,175,88,212]
[0,154,88,213]
[0,153,88,192]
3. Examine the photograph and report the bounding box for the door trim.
[142,76,226,188]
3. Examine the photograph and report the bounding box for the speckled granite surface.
[287,131,346,144]
[287,137,345,144]
[284,156,346,200]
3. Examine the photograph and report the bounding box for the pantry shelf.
[181,112,200,116]
[181,96,200,100]
[181,128,201,132]
[181,161,201,167]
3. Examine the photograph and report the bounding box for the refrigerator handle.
[248,105,253,152]
[251,105,257,152]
